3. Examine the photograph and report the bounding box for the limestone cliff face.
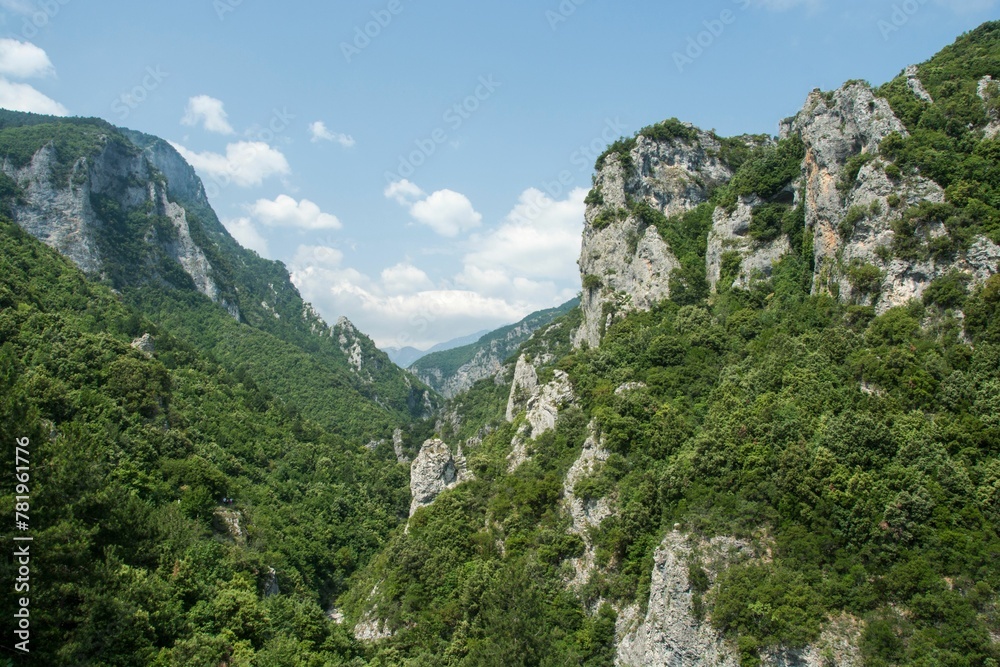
[408,439,471,518]
[575,130,735,348]
[577,76,1000,349]
[790,82,1000,311]
[1,132,230,310]
[614,532,863,667]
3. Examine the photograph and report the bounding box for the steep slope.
[0,216,409,665]
[0,110,437,441]
[410,298,579,397]
[339,24,1000,667]
[576,24,1000,348]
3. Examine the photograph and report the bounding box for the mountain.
[339,24,1000,666]
[0,109,438,442]
[384,329,490,368]
[409,299,580,398]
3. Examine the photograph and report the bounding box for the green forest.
[0,19,999,667]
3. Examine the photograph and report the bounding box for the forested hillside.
[340,24,1000,667]
[0,216,428,664]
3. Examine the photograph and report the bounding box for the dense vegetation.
[875,21,1000,252]
[348,226,1000,666]
[0,217,418,664]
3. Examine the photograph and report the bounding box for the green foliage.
[592,207,628,231]
[584,186,604,207]
[877,23,1000,246]
[923,270,973,309]
[846,262,884,297]
[0,217,405,665]
[749,203,802,244]
[639,118,699,144]
[595,137,637,173]
[837,152,876,193]
[583,274,603,291]
[727,135,806,202]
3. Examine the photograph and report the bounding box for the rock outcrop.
[615,532,864,667]
[505,354,575,471]
[575,78,1000,349]
[408,439,470,517]
[563,422,613,588]
[615,531,748,666]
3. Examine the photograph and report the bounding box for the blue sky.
[0,0,996,349]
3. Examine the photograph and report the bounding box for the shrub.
[922,270,972,309]
[729,136,805,201]
[584,186,604,207]
[884,163,902,181]
[846,261,884,296]
[749,203,787,243]
[839,205,867,240]
[640,118,699,144]
[582,274,603,291]
[837,152,876,192]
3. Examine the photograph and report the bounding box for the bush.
[837,152,876,192]
[839,205,868,240]
[922,270,972,309]
[582,274,603,291]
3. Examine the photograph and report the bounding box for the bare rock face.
[130,333,155,356]
[706,195,794,292]
[563,422,613,588]
[506,367,575,472]
[615,532,864,667]
[791,81,1000,311]
[1,137,227,307]
[408,439,470,517]
[575,131,739,349]
[506,354,539,422]
[615,531,748,667]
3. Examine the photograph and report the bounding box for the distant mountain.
[0,109,438,441]
[409,299,579,397]
[384,329,490,368]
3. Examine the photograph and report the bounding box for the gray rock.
[130,333,155,356]
[408,439,470,517]
[506,354,539,422]
[905,65,934,104]
[563,421,612,589]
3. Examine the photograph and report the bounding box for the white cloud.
[294,244,345,268]
[459,187,585,290]
[384,179,425,205]
[0,39,54,79]
[310,121,355,147]
[410,190,483,237]
[0,78,67,115]
[385,179,482,237]
[249,195,342,231]
[0,40,66,116]
[170,141,290,188]
[182,95,235,135]
[290,187,585,349]
[381,263,435,294]
[222,217,270,257]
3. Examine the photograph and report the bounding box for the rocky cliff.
[575,69,1000,348]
